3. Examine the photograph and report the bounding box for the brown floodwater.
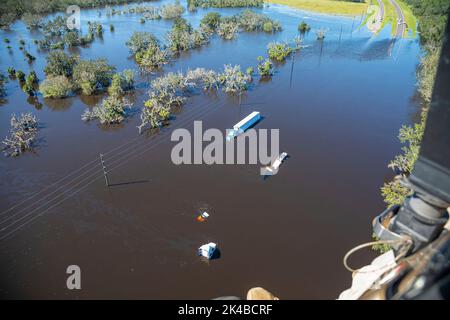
[0,1,422,299]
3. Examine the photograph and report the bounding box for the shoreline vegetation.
[265,0,369,16]
[380,0,449,208]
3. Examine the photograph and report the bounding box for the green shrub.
[24,51,36,63]
[7,67,15,77]
[50,41,65,49]
[218,19,238,40]
[72,59,115,95]
[298,21,311,33]
[237,10,281,32]
[263,21,273,33]
[267,42,292,62]
[108,70,135,96]
[39,75,73,98]
[219,64,251,93]
[200,12,221,30]
[257,56,273,77]
[15,70,26,82]
[160,1,185,19]
[82,94,131,124]
[22,76,36,96]
[28,71,38,85]
[64,30,80,47]
[127,32,169,70]
[191,0,263,8]
[44,50,79,77]
[22,13,43,29]
[126,31,159,54]
[167,17,209,51]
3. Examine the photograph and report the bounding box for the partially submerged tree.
[127,32,169,70]
[267,42,293,62]
[39,75,73,98]
[257,56,273,77]
[298,21,311,33]
[72,59,115,95]
[219,64,251,93]
[159,1,185,19]
[2,113,39,157]
[44,50,79,78]
[82,94,132,124]
[108,70,135,96]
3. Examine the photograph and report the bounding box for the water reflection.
[43,96,74,111]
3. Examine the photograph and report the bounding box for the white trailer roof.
[233,111,260,129]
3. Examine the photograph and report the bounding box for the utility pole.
[289,53,295,88]
[99,153,109,187]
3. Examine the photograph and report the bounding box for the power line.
[0,101,225,237]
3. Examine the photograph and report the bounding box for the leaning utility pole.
[99,153,109,187]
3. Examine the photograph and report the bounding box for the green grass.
[265,0,369,16]
[360,4,378,30]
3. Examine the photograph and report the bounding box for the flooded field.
[0,1,421,299]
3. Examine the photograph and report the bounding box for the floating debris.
[196,211,210,222]
[261,152,288,176]
[198,242,217,259]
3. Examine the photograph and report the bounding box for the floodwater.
[0,1,421,299]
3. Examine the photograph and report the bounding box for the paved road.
[376,0,385,22]
[389,0,406,37]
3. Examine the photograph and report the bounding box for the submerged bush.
[219,64,251,93]
[298,21,311,33]
[22,72,38,96]
[44,50,79,77]
[39,75,73,98]
[200,12,221,30]
[186,68,220,90]
[191,0,263,8]
[126,32,159,54]
[257,56,273,77]
[2,113,39,157]
[64,30,80,47]
[82,94,132,124]
[7,67,15,78]
[267,42,292,62]
[139,65,252,133]
[218,18,239,40]
[15,70,26,82]
[237,10,281,32]
[72,59,115,95]
[316,29,326,40]
[108,70,135,96]
[160,1,186,19]
[127,32,169,70]
[167,17,209,52]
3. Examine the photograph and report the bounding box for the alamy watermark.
[66,5,81,30]
[66,265,81,290]
[171,121,281,175]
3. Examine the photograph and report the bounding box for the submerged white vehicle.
[263,152,288,175]
[198,242,217,259]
